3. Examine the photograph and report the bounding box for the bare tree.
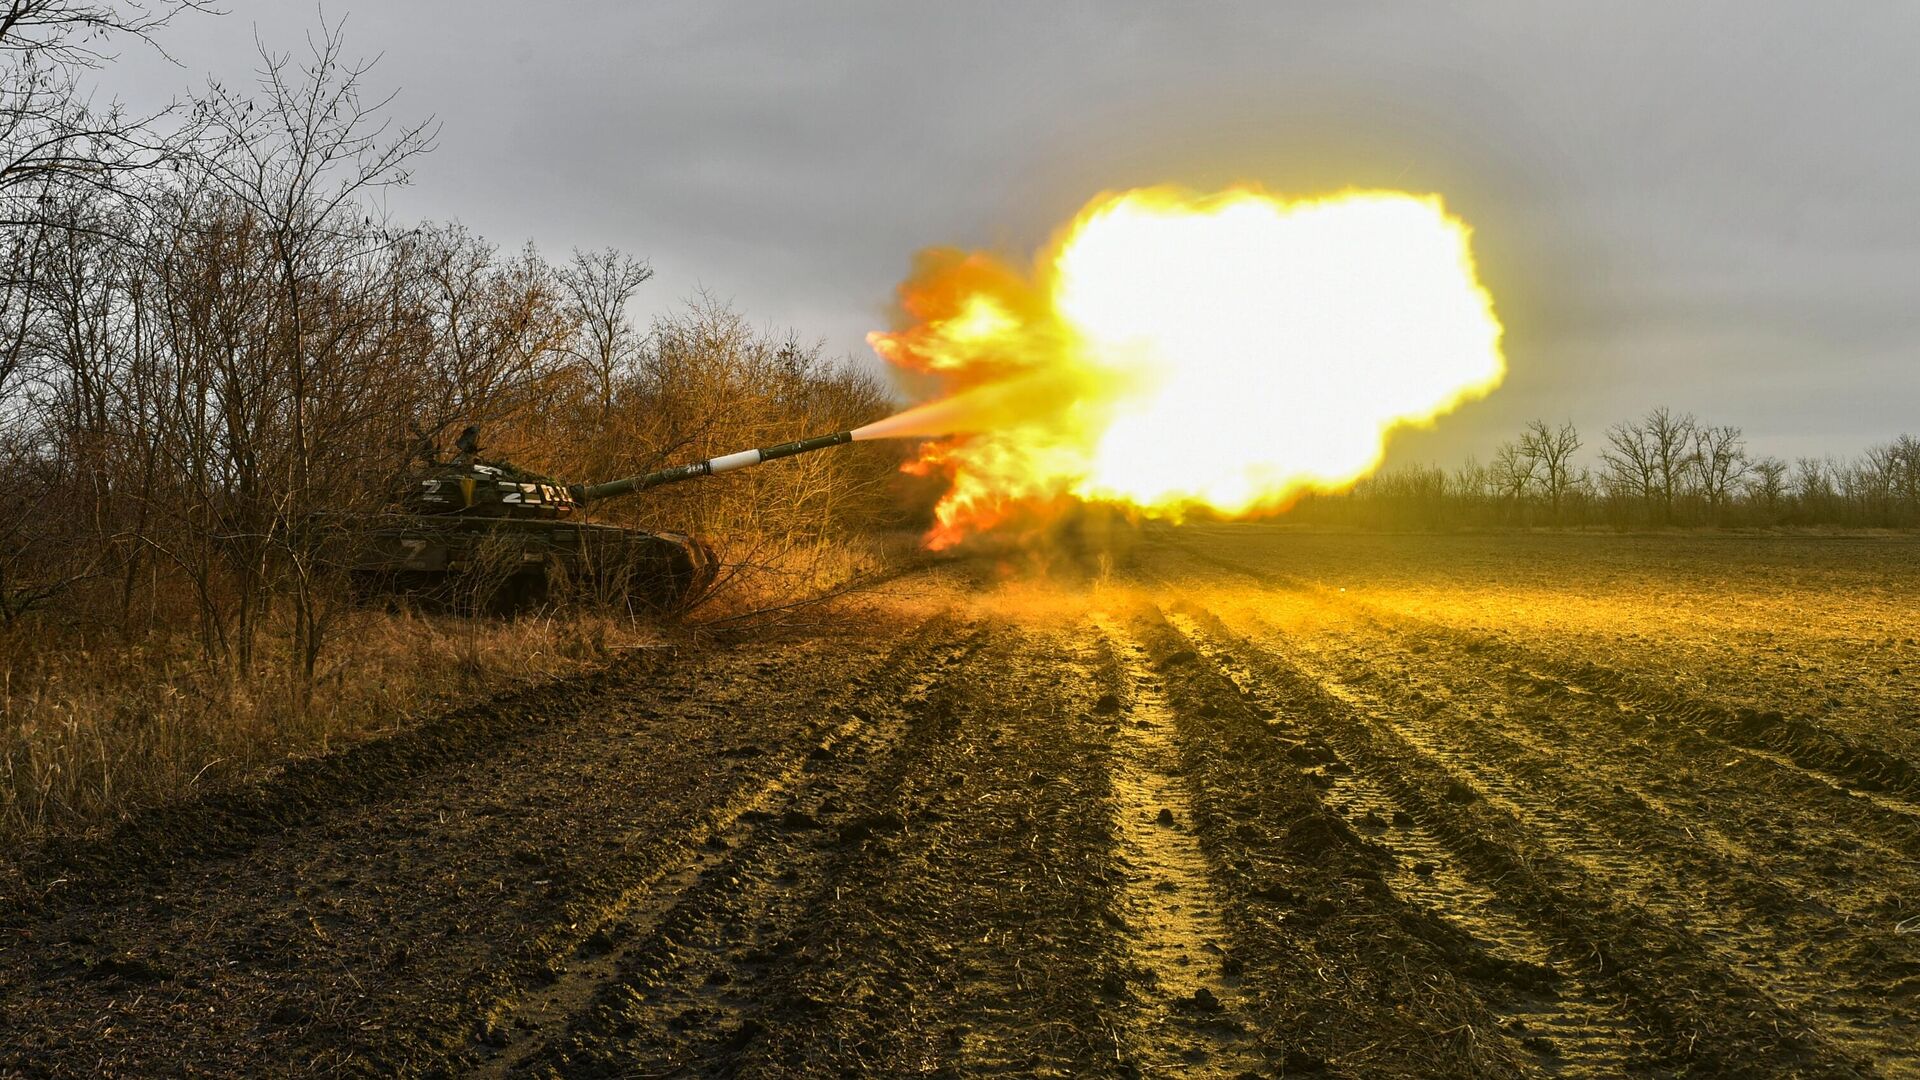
[1601,419,1656,522]
[1792,457,1836,522]
[1855,442,1907,525]
[1744,455,1788,520]
[1520,419,1581,524]
[399,224,577,445]
[1840,449,1897,525]
[558,246,651,422]
[1892,434,1920,524]
[1649,409,1700,524]
[0,2,219,632]
[1690,423,1747,524]
[1451,455,1492,520]
[1604,407,1696,524]
[1491,439,1536,522]
[1277,426,1919,531]
[1,1,216,213]
[1,0,214,423]
[186,18,435,683]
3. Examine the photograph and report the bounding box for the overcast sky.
[98,2,1918,465]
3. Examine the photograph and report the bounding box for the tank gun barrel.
[569,430,854,504]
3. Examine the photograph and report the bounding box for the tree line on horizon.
[1286,409,1920,530]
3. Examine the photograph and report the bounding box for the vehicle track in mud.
[3,529,1915,1079]
[1164,603,1870,1074]
[1191,598,1920,1060]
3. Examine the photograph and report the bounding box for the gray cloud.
[97,1,1920,462]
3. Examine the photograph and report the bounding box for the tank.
[350,426,854,614]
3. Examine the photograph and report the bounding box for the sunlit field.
[6,526,1916,1078]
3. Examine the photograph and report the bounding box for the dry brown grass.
[0,608,660,847]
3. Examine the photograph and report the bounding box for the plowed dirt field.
[4,527,1916,1078]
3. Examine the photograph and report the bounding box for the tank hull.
[347,515,715,614]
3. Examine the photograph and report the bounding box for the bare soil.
[3,527,1915,1078]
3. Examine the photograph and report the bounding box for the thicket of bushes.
[0,6,901,839]
[1286,410,1918,531]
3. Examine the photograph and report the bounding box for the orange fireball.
[861,186,1506,548]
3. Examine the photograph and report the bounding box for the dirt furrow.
[1518,652,1920,843]
[1230,599,1920,1046]
[1163,535,1920,807]
[679,621,1133,1078]
[1251,588,1920,926]
[1163,614,1643,1076]
[5,532,1909,1078]
[1399,611,1920,805]
[1160,539,1920,875]
[1320,596,1920,895]
[1200,603,1920,1074]
[1159,603,1872,1078]
[1118,607,1553,1079]
[483,621,989,1077]
[0,612,957,1078]
[1083,620,1264,1077]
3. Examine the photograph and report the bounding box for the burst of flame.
[862,186,1506,548]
